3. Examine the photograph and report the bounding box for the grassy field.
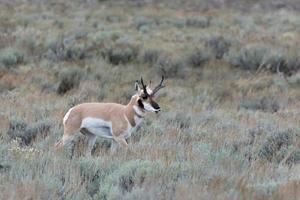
[0,1,300,199]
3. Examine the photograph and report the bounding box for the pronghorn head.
[135,76,165,113]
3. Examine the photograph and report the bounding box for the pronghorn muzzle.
[150,100,160,113]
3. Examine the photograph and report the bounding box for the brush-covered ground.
[0,1,300,199]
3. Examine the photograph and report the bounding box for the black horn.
[140,77,149,95]
[152,76,165,95]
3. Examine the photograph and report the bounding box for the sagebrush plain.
[0,1,300,199]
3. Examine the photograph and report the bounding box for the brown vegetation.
[0,0,300,199]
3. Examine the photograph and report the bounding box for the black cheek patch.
[138,99,144,109]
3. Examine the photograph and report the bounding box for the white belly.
[81,116,143,140]
[81,117,113,139]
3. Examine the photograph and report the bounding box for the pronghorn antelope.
[55,76,165,155]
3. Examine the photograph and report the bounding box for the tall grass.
[0,1,300,200]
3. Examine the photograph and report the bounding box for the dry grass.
[0,1,300,199]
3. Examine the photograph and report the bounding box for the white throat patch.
[133,105,145,117]
[143,102,158,112]
[132,105,144,128]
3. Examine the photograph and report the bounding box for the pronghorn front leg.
[110,138,127,154]
[113,137,128,148]
[111,140,118,154]
[86,134,96,157]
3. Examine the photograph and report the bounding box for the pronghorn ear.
[135,80,140,91]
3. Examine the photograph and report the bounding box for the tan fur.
[55,95,143,150]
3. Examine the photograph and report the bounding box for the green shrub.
[57,68,85,95]
[106,15,123,23]
[94,160,163,199]
[97,160,163,198]
[158,17,186,28]
[185,16,210,28]
[0,163,11,173]
[142,49,186,78]
[165,112,191,129]
[101,37,139,65]
[186,48,210,68]
[228,44,300,75]
[156,55,185,78]
[93,138,111,152]
[43,36,87,62]
[0,47,24,67]
[133,16,186,30]
[132,16,155,30]
[285,149,300,165]
[41,83,56,93]
[283,56,300,76]
[263,51,286,72]
[265,51,300,76]
[142,49,161,65]
[133,120,165,142]
[0,80,15,92]
[239,97,280,112]
[289,73,300,86]
[6,118,51,145]
[92,30,122,45]
[258,131,293,163]
[16,36,37,55]
[228,44,269,71]
[122,187,148,200]
[205,35,232,59]
[76,158,117,197]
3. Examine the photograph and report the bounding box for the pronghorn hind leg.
[55,126,78,151]
[54,139,63,149]
[80,129,96,157]
[110,137,128,154]
[55,134,75,149]
[55,110,81,151]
